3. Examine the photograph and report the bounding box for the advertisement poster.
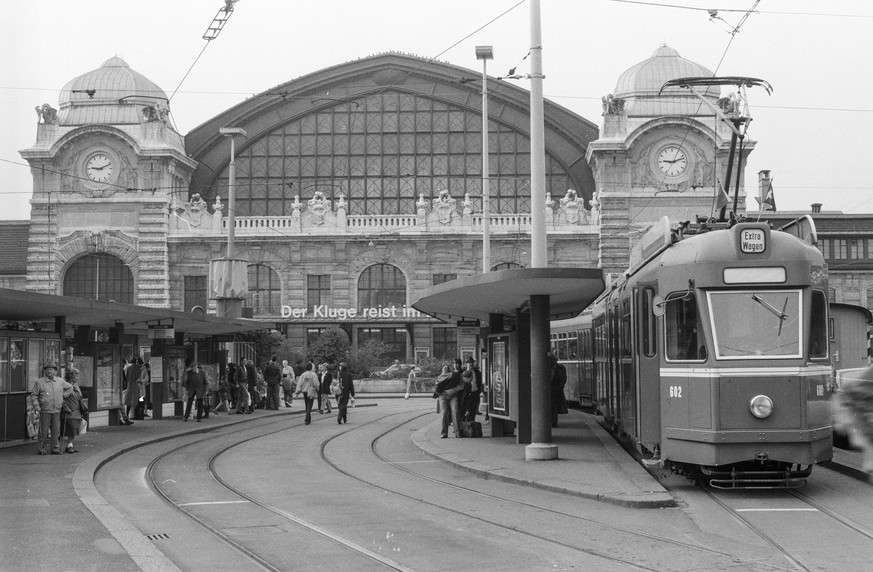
[95,345,120,409]
[72,356,94,388]
[491,338,508,413]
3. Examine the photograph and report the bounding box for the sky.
[2,0,872,220]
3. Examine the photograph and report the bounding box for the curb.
[411,418,675,509]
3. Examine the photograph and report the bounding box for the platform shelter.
[413,267,604,459]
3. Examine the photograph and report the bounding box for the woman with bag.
[435,360,463,438]
[294,362,319,425]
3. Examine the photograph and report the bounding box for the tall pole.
[215,127,247,319]
[220,127,246,257]
[529,0,547,268]
[476,46,494,273]
[227,134,237,258]
[525,0,557,461]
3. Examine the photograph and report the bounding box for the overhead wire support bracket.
[203,0,239,41]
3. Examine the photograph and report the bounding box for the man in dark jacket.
[335,363,355,424]
[263,355,282,410]
[245,358,258,413]
[317,363,333,414]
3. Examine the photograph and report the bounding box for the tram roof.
[0,288,266,336]
[412,268,605,323]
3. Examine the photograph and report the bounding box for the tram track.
[320,411,796,572]
[700,484,873,572]
[142,411,413,572]
[96,404,834,572]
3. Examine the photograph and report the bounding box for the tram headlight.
[750,395,774,419]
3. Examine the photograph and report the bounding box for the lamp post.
[219,127,246,258]
[213,126,248,319]
[476,45,493,274]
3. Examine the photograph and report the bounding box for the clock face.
[85,153,113,183]
[657,146,687,177]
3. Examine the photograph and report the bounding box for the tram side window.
[641,288,656,357]
[665,296,707,361]
[809,290,828,359]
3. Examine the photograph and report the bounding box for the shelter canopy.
[412,268,605,323]
[0,288,265,336]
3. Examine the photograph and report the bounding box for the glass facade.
[246,264,281,315]
[63,253,134,304]
[183,275,208,313]
[358,264,406,308]
[212,91,574,217]
[307,275,332,308]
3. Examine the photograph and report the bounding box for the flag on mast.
[715,180,730,210]
[756,179,776,211]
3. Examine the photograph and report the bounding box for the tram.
[550,314,594,408]
[560,215,833,488]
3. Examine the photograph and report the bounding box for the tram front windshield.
[708,290,802,359]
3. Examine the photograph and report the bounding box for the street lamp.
[212,126,247,319]
[476,45,493,274]
[219,127,246,258]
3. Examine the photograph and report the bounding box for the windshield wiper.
[751,294,789,336]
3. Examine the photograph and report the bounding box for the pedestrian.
[281,359,295,407]
[227,363,238,410]
[295,362,319,425]
[198,364,211,419]
[405,366,419,399]
[335,362,355,424]
[318,363,333,414]
[435,362,463,438]
[245,358,258,413]
[461,358,483,422]
[234,366,252,415]
[141,363,152,418]
[183,359,205,422]
[31,363,72,455]
[263,355,282,410]
[60,366,84,453]
[549,352,568,428]
[214,372,231,413]
[121,357,141,426]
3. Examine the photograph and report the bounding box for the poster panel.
[95,345,121,409]
[490,336,509,415]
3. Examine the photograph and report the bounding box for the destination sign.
[740,228,766,253]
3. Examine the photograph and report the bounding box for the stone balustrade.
[167,189,601,237]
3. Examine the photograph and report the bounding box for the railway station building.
[8,46,873,368]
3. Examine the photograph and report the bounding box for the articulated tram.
[553,216,834,488]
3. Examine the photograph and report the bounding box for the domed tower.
[588,45,753,275]
[19,57,196,306]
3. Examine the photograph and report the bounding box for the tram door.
[619,294,636,440]
[636,285,661,448]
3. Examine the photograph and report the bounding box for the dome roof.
[57,57,169,126]
[612,45,720,117]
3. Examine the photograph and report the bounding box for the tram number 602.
[669,386,683,398]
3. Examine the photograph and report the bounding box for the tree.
[349,338,388,378]
[307,326,350,366]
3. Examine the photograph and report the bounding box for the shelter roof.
[412,267,604,323]
[0,287,266,336]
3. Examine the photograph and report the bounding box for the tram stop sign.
[457,319,481,336]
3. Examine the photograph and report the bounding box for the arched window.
[358,264,406,308]
[246,264,281,315]
[63,253,134,303]
[491,262,524,271]
[213,92,577,217]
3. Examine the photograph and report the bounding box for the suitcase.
[459,420,482,438]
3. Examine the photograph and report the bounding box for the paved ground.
[0,395,671,571]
